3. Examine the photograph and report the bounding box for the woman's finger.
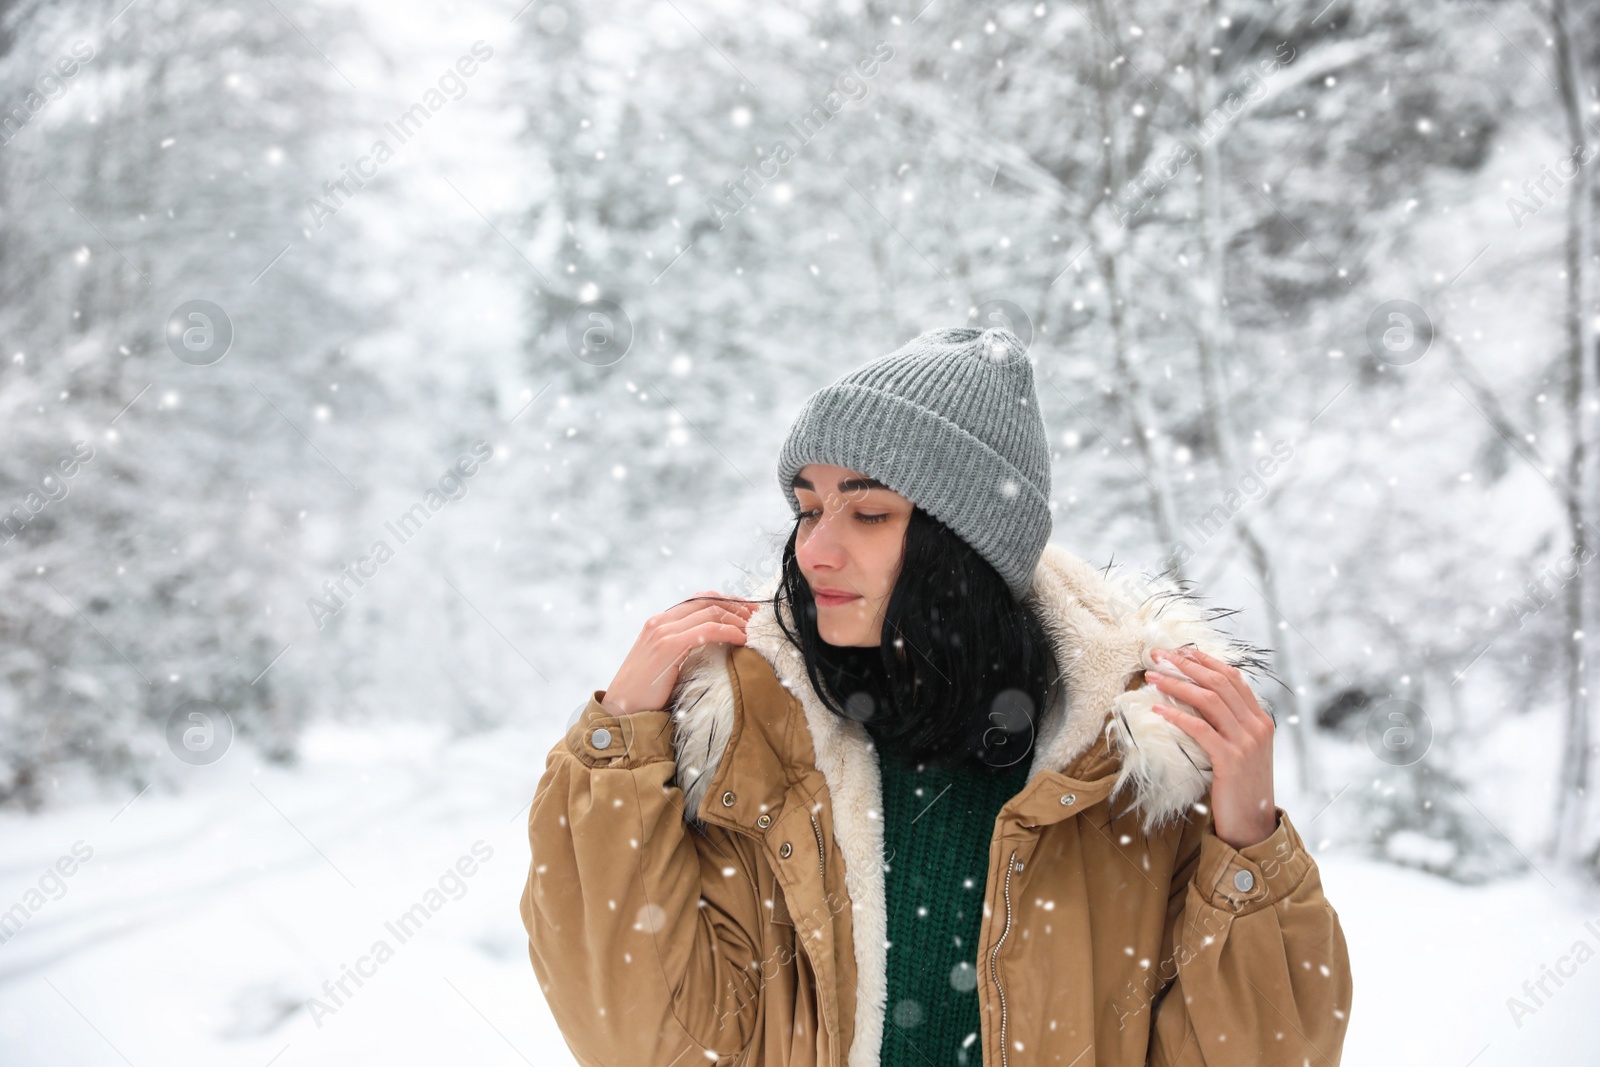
[643,611,751,687]
[642,594,752,636]
[668,620,751,651]
[673,593,759,621]
[658,603,752,636]
[1146,659,1248,742]
[653,621,752,681]
[1172,647,1273,735]
[1150,702,1222,763]
[682,596,750,614]
[1180,647,1273,727]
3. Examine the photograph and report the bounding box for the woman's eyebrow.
[790,474,888,493]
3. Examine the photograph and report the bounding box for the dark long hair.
[773,505,1062,773]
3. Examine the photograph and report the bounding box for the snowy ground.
[2,714,1598,1066]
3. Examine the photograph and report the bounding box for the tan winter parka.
[521,544,1353,1066]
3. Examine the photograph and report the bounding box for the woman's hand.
[600,591,758,716]
[1145,646,1278,850]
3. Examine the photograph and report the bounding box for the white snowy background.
[3,0,1600,1063]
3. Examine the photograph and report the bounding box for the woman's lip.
[813,590,861,605]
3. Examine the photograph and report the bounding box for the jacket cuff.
[1193,805,1312,914]
[562,691,677,767]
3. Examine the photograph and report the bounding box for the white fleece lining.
[667,543,1263,1067]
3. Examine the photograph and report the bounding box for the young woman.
[521,326,1352,1067]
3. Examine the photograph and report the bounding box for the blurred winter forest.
[3,0,1600,1062]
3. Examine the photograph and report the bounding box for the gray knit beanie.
[776,325,1052,599]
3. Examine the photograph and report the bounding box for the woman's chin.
[821,631,880,648]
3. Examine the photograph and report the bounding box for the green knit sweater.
[866,721,1033,1067]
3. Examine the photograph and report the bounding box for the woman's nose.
[797,512,845,569]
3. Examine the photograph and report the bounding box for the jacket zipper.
[988,850,1019,1067]
[802,811,835,1064]
[809,812,826,877]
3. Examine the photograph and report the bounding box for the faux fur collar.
[663,542,1268,1067]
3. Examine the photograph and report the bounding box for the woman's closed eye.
[798,507,890,524]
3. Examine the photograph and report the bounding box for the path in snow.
[0,718,1597,1065]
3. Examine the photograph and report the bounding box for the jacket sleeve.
[520,691,767,1066]
[1147,801,1353,1067]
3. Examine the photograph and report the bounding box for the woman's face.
[792,463,914,647]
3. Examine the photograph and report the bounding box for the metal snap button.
[779,842,792,858]
[756,814,772,828]
[590,727,612,750]
[1233,869,1255,892]
[722,790,737,807]
[1059,793,1076,805]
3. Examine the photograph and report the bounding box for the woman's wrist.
[599,690,653,716]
